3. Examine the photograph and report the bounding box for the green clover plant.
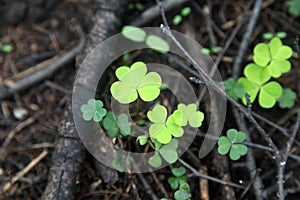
[128,3,144,11]
[122,25,170,53]
[102,111,131,137]
[172,7,191,25]
[277,88,297,109]
[110,61,162,103]
[174,182,191,200]
[80,99,107,122]
[147,105,184,144]
[287,0,300,17]
[168,167,188,189]
[238,63,283,108]
[148,139,179,167]
[172,103,205,128]
[263,31,287,40]
[218,129,248,160]
[224,78,246,101]
[253,37,293,78]
[200,46,222,55]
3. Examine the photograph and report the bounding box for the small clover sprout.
[200,46,222,55]
[253,37,293,78]
[168,167,188,189]
[111,61,162,104]
[218,129,248,161]
[263,32,287,40]
[145,35,170,53]
[172,103,204,128]
[147,105,183,144]
[277,88,297,109]
[287,0,300,17]
[122,26,147,42]
[173,15,183,25]
[1,44,13,53]
[238,63,282,108]
[174,182,191,200]
[224,78,246,101]
[181,7,191,17]
[80,99,107,122]
[102,111,131,137]
[128,3,144,11]
[137,135,148,145]
[148,139,179,167]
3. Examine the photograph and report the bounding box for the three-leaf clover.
[80,99,107,122]
[147,105,183,144]
[218,129,248,161]
[111,62,162,103]
[174,182,191,200]
[253,37,293,78]
[102,111,131,137]
[172,103,204,128]
[224,78,246,101]
[148,139,179,167]
[238,63,282,108]
[277,88,297,109]
[168,167,188,189]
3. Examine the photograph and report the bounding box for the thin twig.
[1,150,48,193]
[232,0,263,79]
[179,159,245,189]
[136,173,159,200]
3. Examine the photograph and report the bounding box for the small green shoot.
[121,25,170,53]
[80,99,107,122]
[0,44,13,53]
[218,129,248,161]
[128,3,144,11]
[137,135,148,145]
[145,35,170,53]
[172,7,191,26]
[253,37,293,78]
[147,105,183,144]
[110,61,162,103]
[122,26,147,42]
[287,0,300,17]
[263,32,287,40]
[224,78,246,101]
[200,46,222,55]
[277,88,297,109]
[102,111,131,137]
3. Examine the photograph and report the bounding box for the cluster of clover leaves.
[81,61,205,169]
[225,36,297,109]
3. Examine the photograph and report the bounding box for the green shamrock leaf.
[103,111,131,137]
[111,61,162,104]
[80,99,107,122]
[287,0,300,17]
[137,135,148,145]
[148,152,162,168]
[218,129,248,161]
[244,63,271,85]
[147,105,183,144]
[238,71,282,109]
[122,26,147,42]
[181,7,191,17]
[253,37,293,78]
[168,167,188,189]
[174,183,191,200]
[145,35,170,53]
[172,103,204,128]
[224,78,246,101]
[173,15,183,25]
[277,88,297,109]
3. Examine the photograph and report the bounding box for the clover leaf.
[122,26,147,42]
[137,135,148,145]
[181,7,191,17]
[148,139,179,167]
[224,78,246,101]
[287,0,300,17]
[174,182,191,200]
[238,63,282,108]
[80,99,107,122]
[111,61,162,104]
[145,35,170,53]
[277,88,297,109]
[102,111,131,137]
[172,103,204,128]
[253,37,293,78]
[168,167,188,189]
[147,105,183,144]
[218,129,248,160]
[173,15,183,25]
